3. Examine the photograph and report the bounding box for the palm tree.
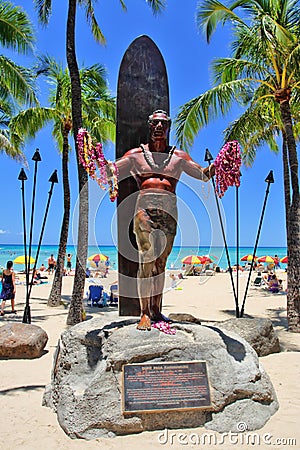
[10,57,115,308]
[175,0,300,330]
[33,0,167,325]
[0,1,38,158]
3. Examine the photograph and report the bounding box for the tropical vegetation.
[10,56,115,308]
[175,0,300,330]
[0,1,37,159]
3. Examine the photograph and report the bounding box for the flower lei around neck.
[140,144,176,170]
[77,128,118,202]
[214,141,242,198]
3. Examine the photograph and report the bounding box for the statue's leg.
[134,209,156,331]
[151,230,176,322]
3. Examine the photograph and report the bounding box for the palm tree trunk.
[280,101,300,332]
[282,135,291,233]
[66,0,89,325]
[48,127,71,306]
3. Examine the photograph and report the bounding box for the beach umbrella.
[181,255,203,265]
[240,254,257,262]
[280,256,288,264]
[88,253,108,262]
[199,255,213,264]
[257,255,276,263]
[14,255,35,265]
[87,253,108,267]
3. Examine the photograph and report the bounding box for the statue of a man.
[116,110,214,330]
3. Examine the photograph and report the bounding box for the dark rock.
[43,317,278,439]
[214,318,280,356]
[168,312,201,324]
[0,323,48,359]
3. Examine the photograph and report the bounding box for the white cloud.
[0,229,9,234]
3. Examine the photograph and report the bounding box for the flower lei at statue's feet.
[214,141,242,198]
[137,313,176,334]
[77,128,118,202]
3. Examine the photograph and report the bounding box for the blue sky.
[0,0,288,248]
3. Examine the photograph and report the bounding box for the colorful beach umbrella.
[199,255,213,264]
[87,253,108,262]
[14,255,35,265]
[87,253,108,268]
[257,255,276,263]
[181,255,203,265]
[240,254,257,262]
[280,256,288,264]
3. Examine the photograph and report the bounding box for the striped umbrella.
[240,254,258,262]
[181,255,203,265]
[257,255,276,263]
[280,256,288,264]
[87,253,108,267]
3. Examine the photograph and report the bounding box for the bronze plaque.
[122,361,212,413]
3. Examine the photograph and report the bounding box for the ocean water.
[0,243,287,272]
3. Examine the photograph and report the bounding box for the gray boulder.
[0,323,48,359]
[43,317,278,439]
[214,318,280,356]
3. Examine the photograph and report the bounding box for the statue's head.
[148,110,171,143]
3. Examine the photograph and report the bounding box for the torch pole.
[205,149,239,317]
[23,150,41,324]
[240,171,274,317]
[28,171,58,300]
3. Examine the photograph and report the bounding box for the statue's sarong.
[133,190,177,258]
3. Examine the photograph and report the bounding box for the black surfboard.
[116,35,169,316]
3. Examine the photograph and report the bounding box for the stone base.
[43,316,278,439]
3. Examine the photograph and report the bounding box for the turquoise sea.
[0,243,287,271]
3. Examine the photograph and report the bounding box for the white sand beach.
[0,269,299,450]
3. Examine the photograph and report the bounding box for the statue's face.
[149,112,170,142]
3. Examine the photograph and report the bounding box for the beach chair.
[252,273,263,286]
[88,285,104,307]
[109,284,118,306]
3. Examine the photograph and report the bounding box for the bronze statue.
[116,110,214,331]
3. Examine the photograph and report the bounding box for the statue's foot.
[137,314,152,331]
[151,312,172,323]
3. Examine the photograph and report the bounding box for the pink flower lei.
[77,128,118,202]
[152,321,176,335]
[214,141,242,198]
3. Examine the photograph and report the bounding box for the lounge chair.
[109,284,118,306]
[88,285,104,307]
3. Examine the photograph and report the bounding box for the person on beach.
[47,254,56,274]
[66,253,73,272]
[0,260,16,315]
[116,110,215,331]
[274,254,281,270]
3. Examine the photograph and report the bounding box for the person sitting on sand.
[268,274,282,293]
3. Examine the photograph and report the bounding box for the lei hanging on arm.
[214,141,242,198]
[77,128,118,202]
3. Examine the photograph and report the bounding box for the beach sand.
[0,269,299,449]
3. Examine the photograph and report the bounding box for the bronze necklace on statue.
[140,144,176,170]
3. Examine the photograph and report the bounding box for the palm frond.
[33,0,52,25]
[175,79,248,151]
[145,0,167,15]
[196,0,246,43]
[0,56,38,107]
[0,1,35,53]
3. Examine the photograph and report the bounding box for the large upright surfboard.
[116,35,169,316]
